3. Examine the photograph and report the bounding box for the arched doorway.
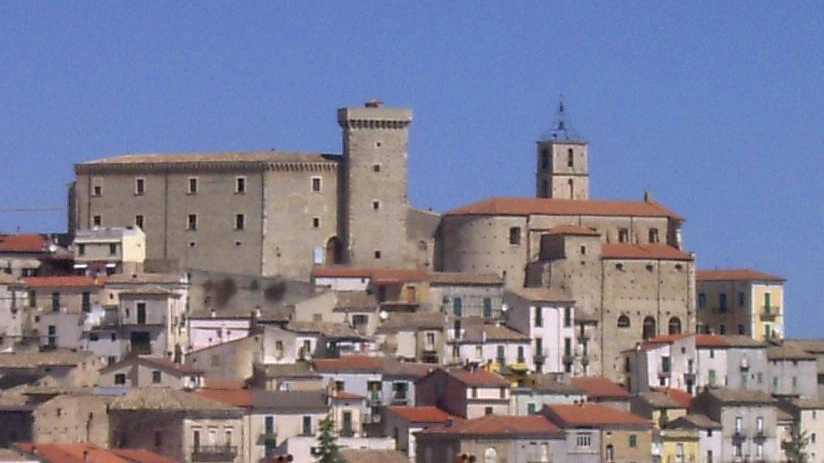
[668,317,682,335]
[325,236,343,265]
[642,316,656,340]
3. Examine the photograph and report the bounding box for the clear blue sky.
[1,3,821,336]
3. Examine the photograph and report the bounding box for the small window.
[114,373,126,385]
[615,263,624,271]
[187,214,197,231]
[93,215,102,227]
[580,245,587,255]
[629,434,637,448]
[109,243,117,256]
[92,178,103,197]
[484,407,493,415]
[737,324,745,335]
[372,164,381,173]
[618,228,629,243]
[618,315,631,328]
[152,370,162,383]
[154,430,162,447]
[698,293,706,308]
[89,333,99,341]
[648,228,659,243]
[738,292,745,307]
[719,324,726,335]
[135,215,144,229]
[541,148,550,170]
[235,214,245,230]
[374,250,381,259]
[567,148,574,167]
[372,200,380,210]
[311,177,321,192]
[312,217,320,228]
[188,177,198,194]
[235,176,246,193]
[509,227,521,245]
[135,178,145,195]
[77,244,86,255]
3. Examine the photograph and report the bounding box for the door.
[137,302,147,324]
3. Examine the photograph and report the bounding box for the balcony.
[562,354,575,365]
[658,369,672,379]
[760,306,780,321]
[391,393,408,406]
[368,391,382,404]
[732,431,746,444]
[509,361,529,372]
[257,431,277,445]
[753,430,767,443]
[191,445,238,462]
[534,352,546,364]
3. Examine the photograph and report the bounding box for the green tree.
[783,422,810,463]
[315,414,345,463]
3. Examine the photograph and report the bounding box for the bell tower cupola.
[536,100,589,200]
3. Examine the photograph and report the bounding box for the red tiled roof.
[203,377,247,390]
[570,377,631,399]
[13,443,176,463]
[546,224,601,236]
[332,391,365,400]
[0,233,48,253]
[23,275,105,288]
[371,268,429,283]
[427,272,503,285]
[652,387,693,408]
[447,368,510,387]
[313,355,383,372]
[445,197,684,220]
[388,406,461,423]
[110,449,179,463]
[192,388,253,407]
[312,266,374,278]
[695,334,727,348]
[420,414,561,436]
[640,334,690,350]
[545,403,651,427]
[601,243,692,261]
[696,269,784,282]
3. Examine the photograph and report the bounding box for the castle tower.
[536,101,589,200]
[338,100,413,267]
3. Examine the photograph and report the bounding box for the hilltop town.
[0,100,814,463]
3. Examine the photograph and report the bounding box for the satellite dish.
[379,310,388,321]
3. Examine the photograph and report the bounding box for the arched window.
[325,236,343,265]
[643,316,656,340]
[617,315,631,328]
[668,317,682,335]
[484,447,498,463]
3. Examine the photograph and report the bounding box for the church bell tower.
[536,101,589,200]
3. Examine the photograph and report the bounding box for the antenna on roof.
[540,96,583,142]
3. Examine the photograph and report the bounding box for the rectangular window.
[114,373,126,385]
[719,293,728,312]
[662,356,671,373]
[735,416,742,432]
[563,306,572,327]
[302,416,312,435]
[535,337,543,356]
[618,228,629,243]
[187,214,197,231]
[188,177,198,194]
[81,292,91,313]
[77,244,85,256]
[93,215,101,227]
[152,370,161,384]
[135,178,145,195]
[648,228,659,243]
[372,200,380,210]
[496,345,505,364]
[311,177,321,192]
[719,324,726,335]
[737,324,745,335]
[698,293,706,308]
[527,402,536,415]
[509,226,521,245]
[629,434,637,448]
[534,306,543,327]
[576,432,591,448]
[312,217,320,228]
[51,292,60,312]
[92,178,103,197]
[757,416,764,432]
[452,297,462,316]
[135,215,144,229]
[235,214,245,230]
[764,292,772,309]
[235,176,246,193]
[482,298,492,318]
[484,406,493,415]
[109,243,117,256]
[739,292,746,306]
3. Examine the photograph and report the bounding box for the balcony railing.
[191,445,238,462]
[760,306,780,321]
[368,391,382,403]
[732,431,747,444]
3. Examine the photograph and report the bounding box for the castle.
[70,100,695,378]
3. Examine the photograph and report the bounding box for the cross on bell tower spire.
[535,98,589,199]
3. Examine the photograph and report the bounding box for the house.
[187,335,261,381]
[12,442,178,463]
[32,393,116,446]
[415,414,566,463]
[0,233,51,277]
[375,312,444,364]
[783,339,824,398]
[663,414,722,463]
[24,276,105,349]
[778,398,824,463]
[689,387,778,463]
[384,406,460,462]
[0,392,34,447]
[314,355,383,426]
[100,355,204,389]
[380,358,433,408]
[448,323,532,374]
[623,334,697,394]
[695,334,728,389]
[0,273,27,349]
[71,226,146,276]
[250,362,322,391]
[109,387,245,463]
[570,376,632,412]
[542,402,654,463]
[0,349,102,389]
[504,287,576,374]
[510,374,586,416]
[415,367,510,419]
[339,449,409,463]
[630,391,688,427]
[766,342,817,398]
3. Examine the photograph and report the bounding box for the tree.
[783,421,810,463]
[315,414,345,463]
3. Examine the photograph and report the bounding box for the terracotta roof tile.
[371,268,429,283]
[313,355,383,372]
[0,233,48,253]
[637,391,687,409]
[110,387,240,411]
[508,287,574,302]
[545,224,601,236]
[109,449,179,463]
[339,449,409,463]
[332,391,365,400]
[544,403,651,427]
[696,268,784,282]
[767,344,816,361]
[704,387,775,404]
[571,377,631,399]
[420,414,561,436]
[312,266,374,278]
[461,325,530,342]
[445,196,684,220]
[388,406,461,423]
[78,150,336,166]
[601,243,692,261]
[23,275,105,288]
[652,387,693,408]
[427,272,503,285]
[13,443,176,463]
[192,388,253,407]
[695,334,727,348]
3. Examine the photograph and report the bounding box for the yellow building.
[696,269,785,342]
[660,427,700,463]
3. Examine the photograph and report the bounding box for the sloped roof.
[388,406,460,423]
[704,387,776,405]
[696,269,784,282]
[601,244,692,261]
[192,388,253,407]
[419,414,562,436]
[13,443,177,463]
[571,377,631,399]
[695,334,727,348]
[340,449,409,463]
[0,273,24,285]
[376,312,444,333]
[109,387,239,411]
[23,276,104,288]
[545,403,651,427]
[0,350,96,368]
[721,335,766,348]
[665,414,721,430]
[381,358,436,379]
[334,291,378,311]
[371,268,429,283]
[508,287,574,303]
[545,224,601,236]
[637,391,687,409]
[259,362,320,379]
[651,387,693,408]
[445,196,684,220]
[527,375,585,394]
[77,150,337,166]
[0,233,48,253]
[462,324,530,343]
[445,368,509,387]
[118,285,179,297]
[104,272,186,285]
[783,338,824,353]
[428,272,503,285]
[312,266,373,278]
[286,321,363,339]
[768,343,816,361]
[251,390,329,412]
[313,355,383,372]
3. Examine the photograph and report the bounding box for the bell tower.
[536,101,589,200]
